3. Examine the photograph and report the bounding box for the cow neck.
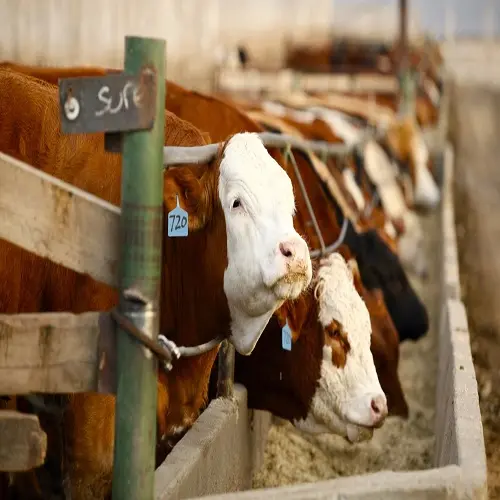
[160,169,230,351]
[235,280,322,422]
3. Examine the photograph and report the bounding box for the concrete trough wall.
[152,75,488,499]
[154,387,272,500]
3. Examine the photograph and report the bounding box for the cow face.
[164,132,312,357]
[410,130,440,209]
[294,253,387,443]
[386,119,440,210]
[218,133,312,355]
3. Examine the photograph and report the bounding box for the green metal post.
[112,36,166,500]
[397,0,416,119]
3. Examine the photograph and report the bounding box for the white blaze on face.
[342,168,365,212]
[398,210,428,278]
[262,101,316,124]
[363,141,407,220]
[410,131,440,209]
[219,133,313,356]
[287,107,316,124]
[423,78,440,106]
[262,101,287,118]
[384,220,397,239]
[310,107,362,146]
[294,253,386,442]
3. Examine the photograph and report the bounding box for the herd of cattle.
[0,36,444,500]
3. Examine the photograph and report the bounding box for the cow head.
[346,226,429,343]
[348,259,409,418]
[164,132,312,356]
[232,252,387,444]
[386,119,440,210]
[293,253,387,442]
[410,128,441,209]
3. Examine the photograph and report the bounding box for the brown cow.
[0,68,312,499]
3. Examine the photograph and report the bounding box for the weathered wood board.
[0,152,120,288]
[0,312,111,394]
[0,411,47,471]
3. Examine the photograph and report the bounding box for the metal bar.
[216,340,235,398]
[163,129,383,167]
[112,36,165,500]
[397,0,415,118]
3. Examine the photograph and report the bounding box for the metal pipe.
[111,36,166,500]
[216,340,235,398]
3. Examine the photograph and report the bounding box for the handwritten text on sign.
[95,81,143,118]
[58,72,157,135]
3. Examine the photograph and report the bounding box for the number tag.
[282,320,292,351]
[167,195,189,238]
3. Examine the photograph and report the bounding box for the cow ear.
[164,167,212,232]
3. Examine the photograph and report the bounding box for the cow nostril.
[371,395,387,416]
[279,242,294,258]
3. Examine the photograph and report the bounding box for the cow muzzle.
[271,235,312,299]
[344,392,388,438]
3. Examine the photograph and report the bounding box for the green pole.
[112,36,166,500]
[397,0,415,119]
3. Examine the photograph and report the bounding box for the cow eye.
[232,198,241,209]
[327,324,342,339]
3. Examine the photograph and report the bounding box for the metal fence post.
[217,341,235,398]
[112,36,166,500]
[398,0,415,119]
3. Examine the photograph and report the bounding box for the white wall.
[0,0,334,91]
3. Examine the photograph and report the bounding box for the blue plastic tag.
[167,195,189,237]
[282,320,292,351]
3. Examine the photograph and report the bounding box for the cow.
[0,68,312,499]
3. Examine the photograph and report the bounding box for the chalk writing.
[95,81,140,117]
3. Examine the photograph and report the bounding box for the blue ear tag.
[282,319,292,351]
[167,195,189,237]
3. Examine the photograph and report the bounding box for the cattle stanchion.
[58,35,166,500]
[217,340,235,398]
[397,0,416,118]
[112,36,165,500]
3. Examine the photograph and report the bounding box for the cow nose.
[370,394,388,427]
[279,241,294,259]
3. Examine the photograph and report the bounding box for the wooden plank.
[0,411,47,471]
[0,312,110,394]
[0,152,120,288]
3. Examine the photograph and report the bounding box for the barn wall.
[0,0,334,91]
